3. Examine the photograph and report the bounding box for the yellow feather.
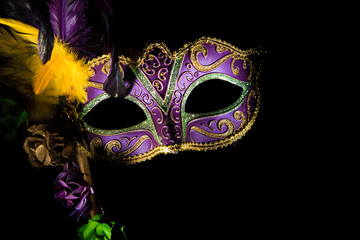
[0,18,90,104]
[34,40,91,103]
[0,18,38,44]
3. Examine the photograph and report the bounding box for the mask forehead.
[79,37,263,164]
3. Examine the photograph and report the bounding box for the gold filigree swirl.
[88,81,103,90]
[104,135,152,159]
[233,111,247,129]
[190,44,247,76]
[90,137,102,154]
[190,119,236,140]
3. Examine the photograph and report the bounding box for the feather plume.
[0,18,38,44]
[90,0,112,54]
[0,0,39,28]
[0,18,90,103]
[33,39,90,103]
[91,0,127,97]
[0,1,54,64]
[0,21,49,121]
[0,19,91,121]
[29,0,54,64]
[0,22,39,90]
[103,56,127,97]
[47,0,91,54]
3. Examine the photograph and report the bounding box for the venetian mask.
[0,1,266,237]
[79,37,263,164]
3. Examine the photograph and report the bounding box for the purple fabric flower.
[54,162,93,221]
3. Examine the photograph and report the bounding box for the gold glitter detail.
[234,111,246,129]
[88,81,103,89]
[90,137,102,153]
[78,90,260,165]
[102,61,110,75]
[80,37,264,165]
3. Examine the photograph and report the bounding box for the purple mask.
[79,37,263,164]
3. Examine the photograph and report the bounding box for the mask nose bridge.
[155,105,182,146]
[163,117,179,143]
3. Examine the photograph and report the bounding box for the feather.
[91,0,127,97]
[28,0,54,64]
[0,18,90,103]
[0,22,52,121]
[47,0,91,54]
[0,1,54,64]
[90,0,112,54]
[0,18,38,44]
[0,16,53,65]
[103,57,127,97]
[0,0,39,28]
[0,22,40,89]
[0,19,91,121]
[33,39,90,103]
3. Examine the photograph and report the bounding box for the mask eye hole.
[185,79,243,114]
[82,98,146,130]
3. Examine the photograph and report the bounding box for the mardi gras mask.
[79,37,263,164]
[0,0,265,237]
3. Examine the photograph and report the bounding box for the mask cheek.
[88,130,158,161]
[185,113,243,143]
[184,88,258,144]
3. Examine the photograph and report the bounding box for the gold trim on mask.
[79,37,263,165]
[190,44,248,76]
[190,119,236,140]
[103,135,152,160]
[78,90,260,165]
[88,81,103,90]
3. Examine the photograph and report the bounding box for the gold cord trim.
[78,91,260,165]
[80,36,264,165]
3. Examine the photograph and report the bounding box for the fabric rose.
[23,124,73,167]
[54,162,93,221]
[0,97,28,141]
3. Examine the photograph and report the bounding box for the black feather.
[90,0,127,97]
[0,0,54,64]
[29,0,54,64]
[103,56,127,97]
[0,0,39,28]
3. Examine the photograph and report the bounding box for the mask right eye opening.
[184,79,244,114]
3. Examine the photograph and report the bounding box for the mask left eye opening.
[82,97,147,130]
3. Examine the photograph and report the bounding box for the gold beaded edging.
[80,36,263,165]
[135,36,262,68]
[78,91,260,165]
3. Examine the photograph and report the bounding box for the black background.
[1,1,356,239]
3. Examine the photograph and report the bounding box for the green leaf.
[121,225,128,240]
[78,214,116,240]
[97,223,112,238]
[89,214,103,222]
[109,221,115,229]
[16,110,28,128]
[0,97,28,141]
[78,222,100,240]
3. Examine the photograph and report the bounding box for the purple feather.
[47,0,91,53]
